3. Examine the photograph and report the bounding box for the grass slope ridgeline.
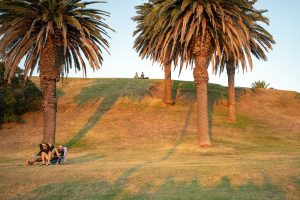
[0,78,299,200]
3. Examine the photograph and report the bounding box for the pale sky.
[33,0,300,92]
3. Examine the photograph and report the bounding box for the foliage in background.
[0,62,41,124]
[251,81,270,89]
[296,93,300,100]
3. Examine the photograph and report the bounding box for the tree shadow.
[64,79,157,147]
[14,93,287,199]
[295,92,300,100]
[56,88,65,99]
[128,176,285,200]
[68,154,105,164]
[207,84,227,139]
[172,80,181,102]
[160,104,193,161]
[60,79,194,199]
[16,175,285,200]
[99,103,194,199]
[173,81,227,139]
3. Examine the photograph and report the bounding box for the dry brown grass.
[0,78,299,200]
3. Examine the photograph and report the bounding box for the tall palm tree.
[214,3,275,122]
[134,0,256,146]
[133,1,176,105]
[0,0,113,144]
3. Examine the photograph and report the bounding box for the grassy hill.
[0,78,299,200]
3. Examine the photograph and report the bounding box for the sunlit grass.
[0,78,299,200]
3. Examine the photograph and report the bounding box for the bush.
[296,93,300,100]
[251,81,270,89]
[0,62,42,124]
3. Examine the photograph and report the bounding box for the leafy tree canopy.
[0,0,113,81]
[0,62,42,124]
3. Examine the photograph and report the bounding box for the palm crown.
[133,0,273,146]
[133,0,260,72]
[133,0,181,68]
[214,2,275,74]
[0,0,113,81]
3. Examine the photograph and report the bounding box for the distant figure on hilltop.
[140,72,149,79]
[134,72,139,79]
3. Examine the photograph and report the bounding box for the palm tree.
[214,3,275,122]
[0,0,113,144]
[134,0,257,146]
[133,1,177,105]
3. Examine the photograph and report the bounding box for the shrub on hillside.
[296,93,300,100]
[0,62,42,124]
[251,80,270,89]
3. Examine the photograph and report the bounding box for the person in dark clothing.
[140,72,149,79]
[25,143,54,166]
[41,143,54,165]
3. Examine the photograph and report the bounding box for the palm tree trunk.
[163,61,174,105]
[193,35,211,147]
[40,78,56,144]
[226,61,236,122]
[39,35,61,145]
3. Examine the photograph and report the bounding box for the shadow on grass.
[56,88,65,99]
[173,81,227,139]
[161,104,193,161]
[14,97,286,199]
[16,176,285,200]
[293,177,300,187]
[68,154,105,164]
[59,79,194,199]
[208,84,227,139]
[64,79,156,147]
[295,92,300,100]
[100,103,194,199]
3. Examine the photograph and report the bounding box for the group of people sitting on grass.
[134,72,149,79]
[25,143,65,166]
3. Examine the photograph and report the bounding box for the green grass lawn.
[0,78,299,200]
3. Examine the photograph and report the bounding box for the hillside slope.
[0,78,299,200]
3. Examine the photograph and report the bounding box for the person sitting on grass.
[25,143,54,166]
[140,72,149,79]
[134,72,139,79]
[25,143,43,166]
[41,143,54,166]
[51,145,65,164]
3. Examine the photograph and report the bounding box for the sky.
[45,0,300,92]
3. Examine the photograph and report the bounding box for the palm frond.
[0,0,114,81]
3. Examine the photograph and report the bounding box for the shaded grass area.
[68,154,105,164]
[68,79,231,149]
[56,88,65,98]
[75,78,155,106]
[296,92,300,100]
[94,104,196,199]
[173,80,228,97]
[15,176,284,200]
[173,80,228,139]
[161,105,194,161]
[65,78,156,147]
